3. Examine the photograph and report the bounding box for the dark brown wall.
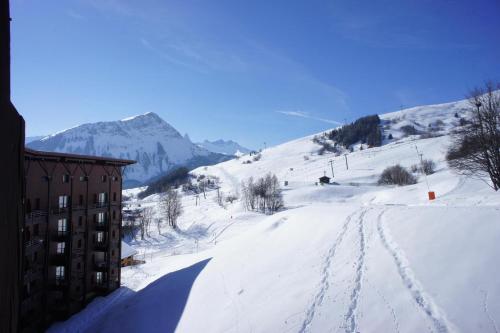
[0,1,24,333]
[22,159,125,330]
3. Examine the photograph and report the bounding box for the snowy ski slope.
[50,97,500,333]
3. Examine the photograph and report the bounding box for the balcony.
[94,240,108,252]
[72,247,85,257]
[51,207,69,215]
[94,281,109,293]
[73,227,85,235]
[25,210,47,225]
[49,278,68,290]
[52,230,69,241]
[24,238,44,254]
[95,221,108,231]
[72,204,86,211]
[23,263,44,283]
[94,261,108,271]
[92,202,108,209]
[50,253,66,265]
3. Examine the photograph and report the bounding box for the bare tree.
[156,217,163,235]
[138,207,153,240]
[161,188,183,229]
[241,177,256,210]
[215,186,225,207]
[447,82,500,191]
[241,174,283,214]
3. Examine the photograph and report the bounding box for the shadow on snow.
[92,258,211,333]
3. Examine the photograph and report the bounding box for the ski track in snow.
[481,289,499,333]
[377,209,455,333]
[343,208,369,333]
[298,210,359,333]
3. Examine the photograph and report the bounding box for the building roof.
[25,148,135,166]
[319,175,330,180]
[121,241,138,259]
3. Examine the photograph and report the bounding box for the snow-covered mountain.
[50,96,500,333]
[196,139,251,156]
[25,135,45,144]
[27,112,231,186]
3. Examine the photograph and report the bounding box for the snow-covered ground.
[49,99,500,333]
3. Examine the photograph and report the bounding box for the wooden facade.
[0,1,25,332]
[21,149,134,331]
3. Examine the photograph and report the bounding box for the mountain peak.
[121,112,162,123]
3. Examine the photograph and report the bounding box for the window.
[33,251,38,261]
[112,176,118,182]
[96,271,103,284]
[97,232,104,243]
[78,216,83,226]
[79,194,84,206]
[55,266,65,281]
[26,199,31,214]
[112,210,116,220]
[97,212,105,224]
[56,242,65,254]
[98,192,107,204]
[77,262,81,270]
[57,219,67,235]
[62,174,70,183]
[79,175,88,182]
[101,175,107,182]
[35,198,40,210]
[111,250,115,256]
[58,195,68,208]
[112,230,116,238]
[33,224,39,236]
[113,192,117,202]
[77,239,82,248]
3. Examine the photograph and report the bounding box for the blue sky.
[11,0,500,149]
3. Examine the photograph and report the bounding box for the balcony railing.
[95,221,108,231]
[24,238,44,254]
[92,202,108,209]
[52,230,68,241]
[93,260,108,271]
[49,278,68,290]
[25,210,47,220]
[94,240,108,251]
[51,207,69,215]
[50,253,66,265]
[94,281,109,292]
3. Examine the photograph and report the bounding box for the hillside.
[27,113,230,186]
[50,97,500,333]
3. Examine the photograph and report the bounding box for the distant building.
[319,175,330,184]
[21,149,134,331]
[121,241,139,267]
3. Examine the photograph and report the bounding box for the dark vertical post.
[42,175,52,324]
[106,171,111,290]
[82,172,89,305]
[1,0,11,102]
[118,167,125,287]
[0,1,25,332]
